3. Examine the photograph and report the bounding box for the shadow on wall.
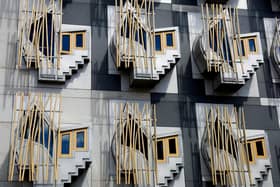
[247,0,272,11]
[275,145,280,179]
[63,0,73,8]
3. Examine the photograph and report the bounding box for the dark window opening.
[62,35,70,52]
[247,143,253,162]
[155,35,161,51]
[157,141,164,160]
[76,34,83,48]
[168,138,177,154]
[61,134,70,154]
[166,33,173,47]
[248,39,256,52]
[256,140,264,156]
[76,131,85,148]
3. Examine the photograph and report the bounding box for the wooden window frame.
[74,32,86,50]
[246,37,259,55]
[73,128,88,151]
[155,33,163,53]
[164,31,176,49]
[61,33,72,54]
[59,131,72,158]
[156,139,166,163]
[246,142,255,164]
[247,137,267,164]
[156,135,179,163]
[253,138,267,159]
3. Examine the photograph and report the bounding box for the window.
[246,137,267,164]
[61,31,86,54]
[59,128,88,157]
[156,135,179,163]
[248,38,256,52]
[254,138,266,158]
[155,30,176,52]
[74,129,88,151]
[61,34,71,53]
[157,140,165,162]
[247,143,254,163]
[155,34,162,51]
[75,32,85,49]
[60,132,71,157]
[166,32,174,47]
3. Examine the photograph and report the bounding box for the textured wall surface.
[0,0,280,186]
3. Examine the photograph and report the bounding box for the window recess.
[59,128,88,158]
[61,31,86,54]
[156,135,179,163]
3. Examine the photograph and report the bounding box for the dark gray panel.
[172,0,197,5]
[267,130,280,186]
[244,105,279,129]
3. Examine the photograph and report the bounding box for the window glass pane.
[61,134,70,154]
[166,33,173,47]
[241,40,246,56]
[155,35,161,51]
[62,35,70,51]
[76,34,83,48]
[247,143,253,162]
[168,138,177,154]
[256,140,264,156]
[248,38,256,52]
[76,131,85,148]
[157,140,164,160]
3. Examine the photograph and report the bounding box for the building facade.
[0,0,280,186]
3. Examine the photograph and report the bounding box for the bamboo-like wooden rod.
[114,102,157,185]
[17,0,62,71]
[115,0,155,74]
[204,105,252,186]
[8,92,62,183]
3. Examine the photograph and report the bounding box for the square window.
[157,140,164,160]
[248,38,256,52]
[76,33,84,48]
[61,133,70,155]
[62,34,71,52]
[168,138,177,154]
[76,131,85,148]
[256,140,264,156]
[155,35,162,51]
[166,33,174,47]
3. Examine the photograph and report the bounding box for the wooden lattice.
[201,4,243,73]
[8,92,62,182]
[114,102,157,185]
[114,0,155,69]
[17,0,63,70]
[203,105,252,186]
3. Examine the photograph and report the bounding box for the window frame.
[59,131,72,158]
[246,37,258,55]
[253,138,267,159]
[156,139,166,163]
[156,135,179,163]
[74,32,86,49]
[155,33,163,53]
[74,128,88,151]
[61,33,72,54]
[246,137,267,165]
[246,142,255,164]
[233,36,259,59]
[164,31,176,49]
[166,136,179,157]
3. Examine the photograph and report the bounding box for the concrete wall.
[0,0,280,187]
